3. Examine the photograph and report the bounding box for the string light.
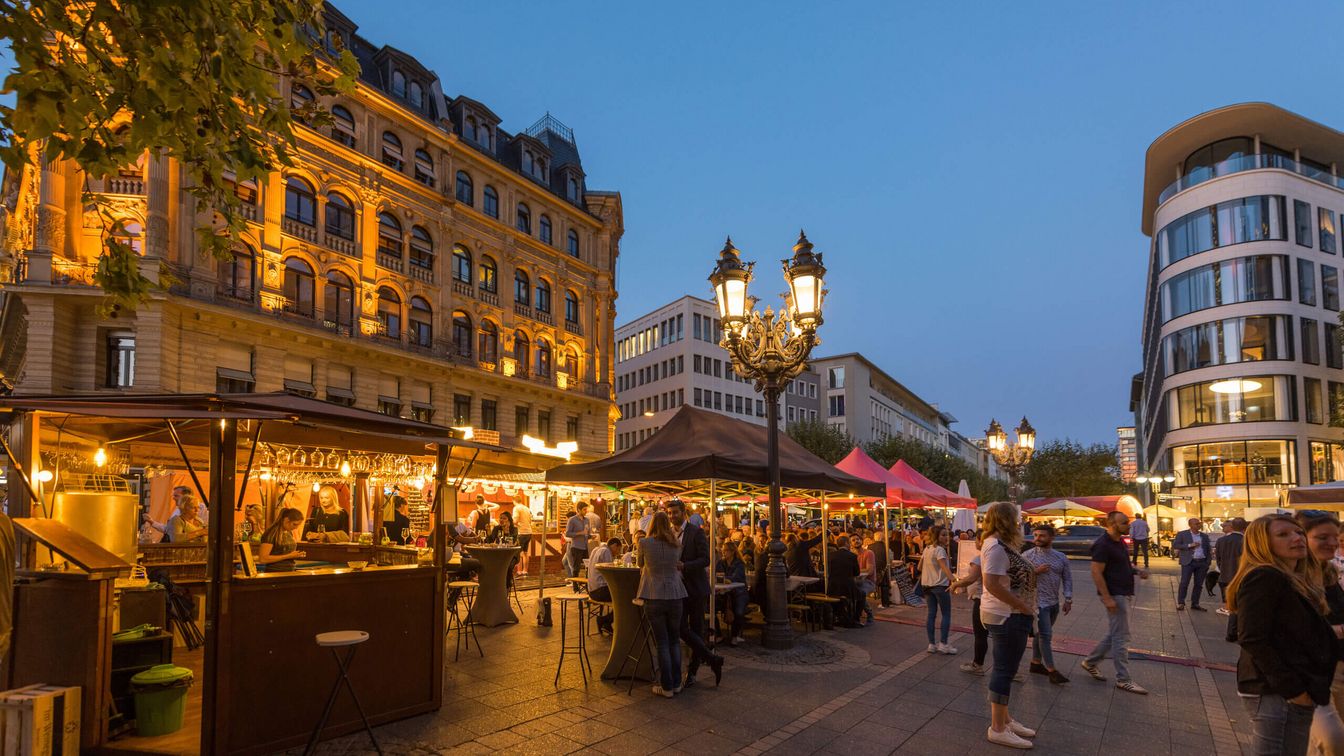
[93,447,107,468]
[340,460,351,477]
[311,482,321,493]
[35,470,53,483]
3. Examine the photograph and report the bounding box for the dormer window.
[413,149,434,187]
[523,151,535,175]
[479,125,492,151]
[409,81,423,110]
[391,70,406,99]
[465,116,477,143]
[537,158,548,182]
[382,132,404,171]
[566,176,580,202]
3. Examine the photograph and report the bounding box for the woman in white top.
[979,502,1039,749]
[920,526,957,654]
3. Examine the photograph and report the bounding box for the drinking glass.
[401,528,411,546]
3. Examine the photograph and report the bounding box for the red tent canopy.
[834,448,938,507]
[1021,495,1143,518]
[889,460,976,509]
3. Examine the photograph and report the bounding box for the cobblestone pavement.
[295,558,1251,755]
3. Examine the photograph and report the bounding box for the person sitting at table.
[303,485,349,541]
[257,508,307,572]
[383,495,412,545]
[716,540,749,646]
[786,531,822,577]
[166,492,208,542]
[447,519,484,576]
[487,510,518,544]
[588,537,621,634]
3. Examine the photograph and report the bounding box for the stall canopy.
[1284,480,1344,508]
[1023,499,1105,518]
[888,460,976,509]
[1021,495,1143,518]
[833,447,936,506]
[544,406,885,498]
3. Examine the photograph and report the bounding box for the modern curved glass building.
[1138,103,1344,519]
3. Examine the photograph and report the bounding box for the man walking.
[1129,513,1150,568]
[1173,517,1212,611]
[1023,524,1071,685]
[665,499,723,687]
[1081,511,1149,694]
[1214,517,1246,616]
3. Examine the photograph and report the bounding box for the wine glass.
[317,523,326,542]
[401,528,411,546]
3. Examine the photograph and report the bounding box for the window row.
[618,426,664,451]
[692,387,765,418]
[453,171,581,257]
[786,406,819,425]
[1310,440,1344,483]
[1295,198,1344,254]
[452,393,579,442]
[1168,439,1297,488]
[1157,195,1285,268]
[1161,314,1294,376]
[616,356,684,392]
[618,389,686,423]
[448,313,581,378]
[1167,374,1296,430]
[449,245,582,321]
[1159,254,1289,322]
[692,313,720,343]
[787,378,818,399]
[617,317,687,363]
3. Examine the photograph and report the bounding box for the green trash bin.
[130,664,193,736]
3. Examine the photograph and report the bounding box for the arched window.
[324,270,355,329]
[535,279,552,314]
[465,116,477,143]
[409,296,433,346]
[564,290,579,324]
[539,215,553,245]
[516,202,531,234]
[391,70,406,99]
[284,176,316,225]
[409,226,434,274]
[331,105,356,147]
[479,255,497,293]
[377,286,401,338]
[110,220,143,254]
[289,84,314,115]
[219,245,254,300]
[478,320,499,363]
[523,151,535,175]
[536,338,552,378]
[413,149,434,187]
[381,131,404,170]
[324,192,355,240]
[537,158,548,181]
[408,81,423,109]
[222,169,257,205]
[452,311,473,357]
[513,331,530,376]
[455,171,473,205]
[452,245,472,283]
[567,176,580,202]
[377,212,402,259]
[514,269,530,306]
[479,125,492,150]
[565,346,580,377]
[567,229,579,258]
[483,186,499,218]
[282,258,315,317]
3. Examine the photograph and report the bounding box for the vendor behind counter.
[302,485,350,540]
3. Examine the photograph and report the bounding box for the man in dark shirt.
[870,531,891,608]
[1215,518,1246,615]
[826,536,862,628]
[1080,511,1149,694]
[786,530,822,577]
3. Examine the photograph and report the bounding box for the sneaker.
[986,727,1033,749]
[651,685,674,699]
[1012,671,1026,683]
[1176,604,1185,611]
[1008,720,1036,738]
[937,643,960,655]
[1029,661,1049,676]
[1080,660,1106,681]
[928,643,938,654]
[1048,670,1070,685]
[1116,680,1148,695]
[1191,606,1207,612]
[960,661,985,675]
[1216,607,1231,616]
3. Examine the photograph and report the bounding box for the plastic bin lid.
[131,664,193,685]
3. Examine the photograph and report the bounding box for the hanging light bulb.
[340,459,351,477]
[35,470,54,483]
[259,471,272,481]
[93,447,107,468]
[311,481,321,493]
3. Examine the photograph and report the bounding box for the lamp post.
[1135,471,1178,516]
[985,416,1036,506]
[710,232,826,650]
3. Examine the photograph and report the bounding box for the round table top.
[466,545,522,554]
[714,582,745,591]
[316,630,369,647]
[551,592,589,602]
[597,564,641,572]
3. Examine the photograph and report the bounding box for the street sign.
[1158,494,1192,501]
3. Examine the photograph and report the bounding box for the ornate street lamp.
[985,416,1036,505]
[1135,471,1177,510]
[710,232,826,650]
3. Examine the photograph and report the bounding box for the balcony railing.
[534,309,554,325]
[282,217,318,242]
[105,176,145,195]
[514,303,531,318]
[238,203,259,222]
[1158,153,1344,206]
[408,263,434,283]
[564,319,583,336]
[479,289,499,306]
[377,251,404,272]
[452,279,472,298]
[324,233,356,256]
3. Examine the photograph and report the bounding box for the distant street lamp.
[710,231,826,650]
[1135,471,1178,513]
[985,417,1036,505]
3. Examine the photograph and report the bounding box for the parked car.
[1051,525,1113,556]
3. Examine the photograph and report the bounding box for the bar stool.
[616,598,660,696]
[447,581,482,661]
[552,592,591,685]
[304,630,382,756]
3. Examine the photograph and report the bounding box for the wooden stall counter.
[282,541,421,567]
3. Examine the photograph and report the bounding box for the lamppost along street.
[1134,472,1175,506]
[985,417,1036,506]
[710,232,826,650]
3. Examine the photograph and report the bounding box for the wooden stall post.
[202,417,238,755]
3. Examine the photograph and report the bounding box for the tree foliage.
[785,417,854,465]
[1021,439,1125,498]
[0,0,358,308]
[864,433,1009,504]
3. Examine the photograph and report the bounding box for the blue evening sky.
[8,2,1344,445]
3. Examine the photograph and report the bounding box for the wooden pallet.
[0,684,81,756]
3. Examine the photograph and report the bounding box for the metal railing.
[1158,153,1344,206]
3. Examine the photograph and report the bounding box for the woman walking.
[920,526,958,653]
[1229,514,1337,755]
[1294,511,1344,755]
[638,511,688,698]
[979,502,1037,749]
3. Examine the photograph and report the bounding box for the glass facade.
[1160,255,1289,322]
[1161,314,1292,376]
[1157,195,1285,268]
[1310,441,1344,483]
[1168,374,1296,430]
[1169,439,1296,519]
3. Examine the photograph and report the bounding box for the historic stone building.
[0,5,622,463]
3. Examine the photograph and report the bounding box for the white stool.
[304,630,382,756]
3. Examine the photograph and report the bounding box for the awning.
[889,460,976,509]
[832,447,937,506]
[1021,495,1143,518]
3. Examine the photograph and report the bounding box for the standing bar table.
[597,565,653,681]
[465,545,522,627]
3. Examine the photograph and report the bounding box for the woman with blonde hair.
[638,511,688,698]
[1293,511,1344,755]
[1228,514,1337,755]
[303,484,349,540]
[978,502,1037,749]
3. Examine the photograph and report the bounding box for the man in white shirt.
[637,505,654,535]
[513,500,532,577]
[587,538,621,633]
[1129,515,1151,568]
[1173,518,1212,611]
[584,502,603,546]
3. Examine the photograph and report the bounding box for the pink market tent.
[889,460,977,509]
[1021,495,1143,518]
[834,448,939,507]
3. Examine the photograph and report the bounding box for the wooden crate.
[0,685,81,756]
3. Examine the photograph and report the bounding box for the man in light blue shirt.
[1023,523,1072,685]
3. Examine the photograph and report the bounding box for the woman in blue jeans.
[637,512,689,698]
[979,503,1039,750]
[919,526,957,654]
